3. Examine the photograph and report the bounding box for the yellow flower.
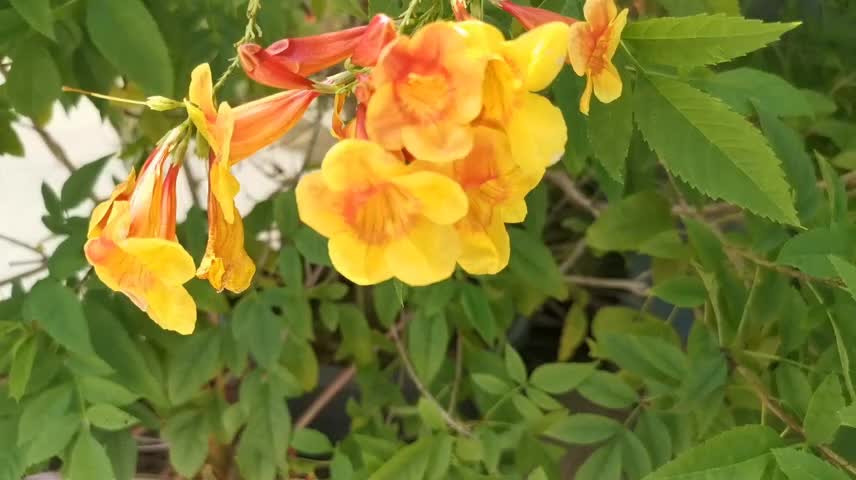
[365,22,489,162]
[567,0,628,114]
[416,126,541,274]
[295,139,469,286]
[459,20,570,174]
[84,128,197,334]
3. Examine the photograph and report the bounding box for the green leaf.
[337,304,374,366]
[331,450,354,480]
[8,41,61,119]
[697,68,813,117]
[804,375,844,446]
[558,301,588,361]
[48,233,87,279]
[758,106,821,224]
[553,67,592,173]
[369,437,432,480]
[18,384,73,445]
[588,88,633,182]
[508,228,567,299]
[278,246,303,289]
[543,414,622,444]
[167,328,222,405]
[161,410,210,477]
[86,0,173,95]
[460,283,497,343]
[408,311,449,386]
[529,362,596,394]
[577,442,622,480]
[101,430,137,480]
[292,428,333,455]
[10,0,53,39]
[24,279,95,355]
[623,15,799,67]
[61,155,110,209]
[472,373,511,395]
[9,335,37,400]
[776,365,812,418]
[294,226,332,265]
[644,425,783,479]
[79,376,140,407]
[634,412,672,468]
[773,448,850,480]
[830,257,856,305]
[658,0,740,15]
[273,189,300,238]
[651,276,707,307]
[41,182,63,219]
[418,398,446,430]
[634,75,798,224]
[578,371,639,409]
[239,375,291,470]
[621,429,653,479]
[185,279,230,314]
[232,294,282,369]
[86,404,139,431]
[0,118,23,157]
[24,413,79,466]
[777,225,856,278]
[599,334,688,385]
[504,345,528,385]
[373,280,405,328]
[512,393,542,420]
[69,430,115,480]
[586,190,684,257]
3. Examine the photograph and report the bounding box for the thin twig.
[730,247,844,290]
[0,264,47,287]
[29,123,76,173]
[544,170,600,218]
[448,333,464,412]
[738,367,856,477]
[390,325,472,437]
[0,233,46,259]
[559,240,587,274]
[565,274,649,296]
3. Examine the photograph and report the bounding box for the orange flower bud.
[500,0,577,29]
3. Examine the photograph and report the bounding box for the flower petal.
[502,21,571,92]
[391,171,469,225]
[295,171,348,237]
[144,281,197,335]
[365,84,407,152]
[321,139,408,191]
[507,92,568,171]
[607,8,629,58]
[230,90,318,164]
[567,22,591,77]
[118,237,197,286]
[456,215,510,275]
[584,0,617,29]
[401,122,474,163]
[189,64,216,117]
[328,231,393,285]
[580,73,594,115]
[210,159,241,224]
[592,61,622,104]
[385,219,460,286]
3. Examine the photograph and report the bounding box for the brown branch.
[729,247,845,290]
[0,233,46,259]
[544,170,600,218]
[29,123,76,173]
[0,264,47,287]
[565,274,649,296]
[738,367,856,477]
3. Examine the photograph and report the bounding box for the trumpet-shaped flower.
[296,139,469,286]
[501,0,627,114]
[186,63,319,166]
[84,128,197,334]
[365,22,489,162]
[239,14,396,89]
[417,126,541,274]
[459,21,570,173]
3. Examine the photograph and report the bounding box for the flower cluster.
[84,0,628,332]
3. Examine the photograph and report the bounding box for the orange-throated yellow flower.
[84,127,197,334]
[501,0,627,114]
[295,139,469,286]
[186,63,319,166]
[415,126,540,274]
[459,20,570,173]
[365,21,489,162]
[239,14,396,89]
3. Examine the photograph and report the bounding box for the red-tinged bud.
[238,44,315,90]
[452,0,472,21]
[500,0,577,29]
[351,15,397,67]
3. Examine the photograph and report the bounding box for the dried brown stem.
[545,170,600,218]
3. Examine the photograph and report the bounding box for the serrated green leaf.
[773,447,850,480]
[697,68,813,117]
[61,155,109,209]
[758,106,822,225]
[804,375,844,446]
[644,425,783,479]
[69,430,114,480]
[588,86,633,182]
[651,275,707,307]
[8,41,61,119]
[658,0,740,15]
[86,0,173,94]
[777,225,856,278]
[10,0,54,39]
[578,370,639,409]
[408,311,449,386]
[634,75,798,224]
[545,414,622,444]
[623,15,799,67]
[86,404,139,431]
[529,362,596,394]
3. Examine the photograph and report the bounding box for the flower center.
[587,28,611,75]
[343,184,419,244]
[397,72,450,121]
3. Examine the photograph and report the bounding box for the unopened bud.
[146,96,184,111]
